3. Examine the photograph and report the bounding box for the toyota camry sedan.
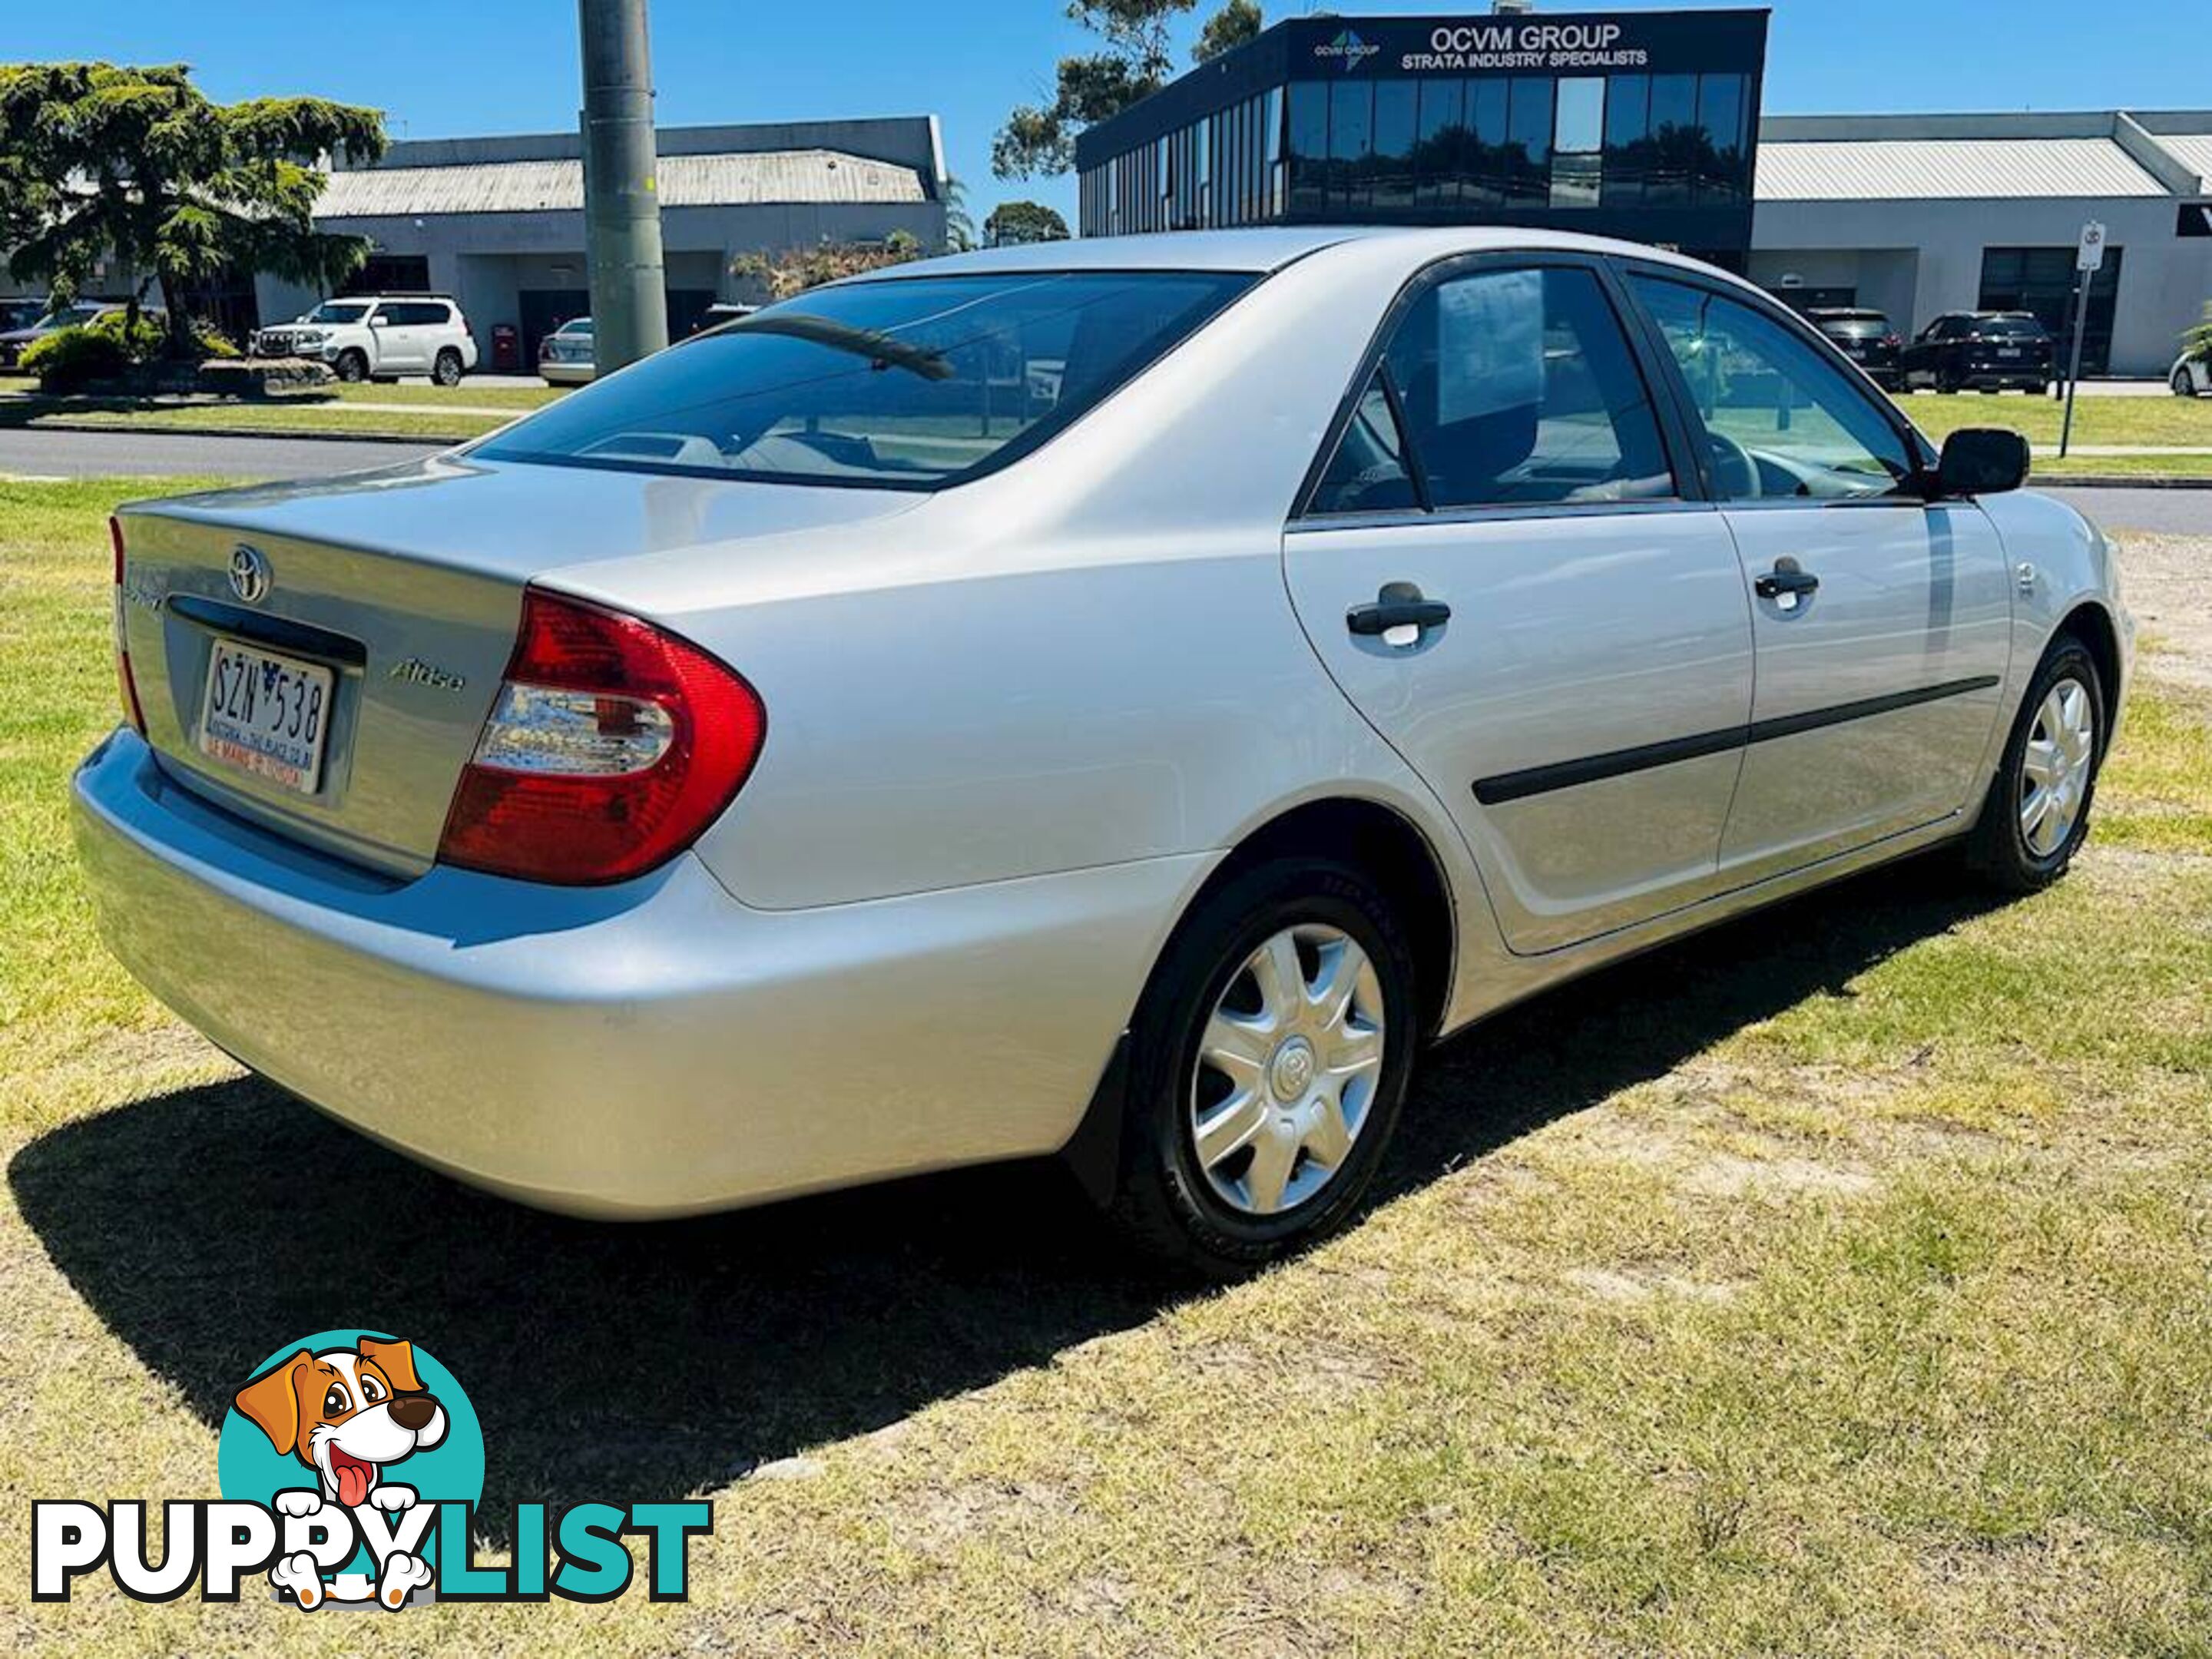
[75,228,2131,1277]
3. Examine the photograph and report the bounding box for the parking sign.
[2076,221,2107,272]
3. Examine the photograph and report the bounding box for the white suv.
[253,296,478,385]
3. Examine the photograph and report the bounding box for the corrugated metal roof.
[2147,130,2212,187]
[1755,137,2167,202]
[315,148,927,219]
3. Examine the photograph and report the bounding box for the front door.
[1625,272,2014,882]
[1285,259,1754,955]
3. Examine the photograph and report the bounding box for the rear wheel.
[1106,858,1417,1279]
[2179,366,2203,399]
[333,349,367,383]
[1967,638,2105,894]
[432,348,464,387]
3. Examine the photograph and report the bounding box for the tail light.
[109,516,147,737]
[438,588,764,886]
[1884,334,1901,349]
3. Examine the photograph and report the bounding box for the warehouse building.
[254,116,949,364]
[1074,9,2212,377]
[1753,110,2212,377]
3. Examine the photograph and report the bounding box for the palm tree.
[940,176,978,254]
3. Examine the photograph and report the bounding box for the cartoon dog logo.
[232,1336,449,1609]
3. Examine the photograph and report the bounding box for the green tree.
[942,176,978,253]
[0,62,384,359]
[993,0,1263,180]
[1193,0,1262,63]
[985,200,1071,246]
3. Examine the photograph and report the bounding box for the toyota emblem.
[227,544,272,605]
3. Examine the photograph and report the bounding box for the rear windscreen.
[1820,316,1890,338]
[477,270,1256,489]
[1979,316,2049,339]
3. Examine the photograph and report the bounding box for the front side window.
[1630,275,1915,502]
[1378,264,1674,511]
[476,270,1253,489]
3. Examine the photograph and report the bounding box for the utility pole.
[578,0,667,373]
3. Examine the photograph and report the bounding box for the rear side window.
[1377,265,1674,511]
[1311,374,1419,515]
[478,270,1253,489]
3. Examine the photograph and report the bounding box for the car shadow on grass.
[9,855,1999,1537]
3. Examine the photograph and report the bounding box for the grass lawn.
[320,380,567,412]
[0,398,509,442]
[1896,389,2212,452]
[2,478,2210,1654]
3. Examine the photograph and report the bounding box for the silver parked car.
[538,316,596,386]
[75,229,2132,1275]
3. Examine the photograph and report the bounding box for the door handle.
[1754,559,1820,601]
[1348,581,1452,638]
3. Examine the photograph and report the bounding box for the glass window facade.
[1076,13,1766,258]
[1087,73,1754,230]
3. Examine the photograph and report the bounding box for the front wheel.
[2178,366,2203,399]
[333,349,367,383]
[1106,858,1418,1279]
[432,348,464,387]
[1967,638,2106,893]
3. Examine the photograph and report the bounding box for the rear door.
[1284,256,1755,955]
[1624,270,2013,883]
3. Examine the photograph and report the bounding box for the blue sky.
[5,0,2207,230]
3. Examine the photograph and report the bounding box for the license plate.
[197,638,335,796]
[1997,348,2022,359]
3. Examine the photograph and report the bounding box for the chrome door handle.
[1348,581,1451,637]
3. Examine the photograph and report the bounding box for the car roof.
[858,224,1743,283]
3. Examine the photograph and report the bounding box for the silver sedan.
[75,228,2132,1276]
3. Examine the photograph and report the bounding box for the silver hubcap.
[1189,924,1386,1217]
[2020,676,2095,858]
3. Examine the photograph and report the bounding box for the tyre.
[2179,366,2203,399]
[432,348,464,387]
[1966,637,2105,894]
[1106,856,1419,1279]
[1937,366,1962,395]
[333,349,367,383]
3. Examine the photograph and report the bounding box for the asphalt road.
[2051,487,2212,537]
[3,427,2208,535]
[0,427,445,481]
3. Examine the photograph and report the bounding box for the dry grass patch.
[0,484,2207,1655]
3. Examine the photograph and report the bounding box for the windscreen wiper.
[725,313,952,381]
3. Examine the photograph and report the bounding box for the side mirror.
[1932,428,2031,498]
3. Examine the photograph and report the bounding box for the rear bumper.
[538,362,594,385]
[73,730,1207,1217]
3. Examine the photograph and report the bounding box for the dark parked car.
[1901,312,2055,394]
[0,300,124,369]
[1806,308,1902,389]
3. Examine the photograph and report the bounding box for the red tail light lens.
[109,516,147,737]
[437,588,765,886]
